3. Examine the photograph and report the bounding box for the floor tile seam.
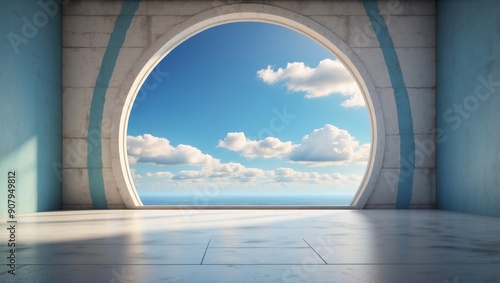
[302,238,328,264]
[200,239,211,265]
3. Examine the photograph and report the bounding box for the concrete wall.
[437,0,500,216]
[4,0,500,215]
[61,0,436,209]
[0,0,62,215]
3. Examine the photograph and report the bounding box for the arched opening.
[111,4,384,208]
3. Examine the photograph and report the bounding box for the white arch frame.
[111,3,385,208]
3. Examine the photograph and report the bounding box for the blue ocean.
[140,193,353,206]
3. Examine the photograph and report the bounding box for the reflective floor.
[1,209,499,282]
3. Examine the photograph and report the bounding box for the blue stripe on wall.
[87,0,141,209]
[361,0,415,209]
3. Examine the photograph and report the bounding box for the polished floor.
[1,209,499,282]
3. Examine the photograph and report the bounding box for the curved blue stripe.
[362,0,415,209]
[87,0,140,209]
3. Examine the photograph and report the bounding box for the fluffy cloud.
[289,124,370,165]
[146,171,174,178]
[273,167,362,185]
[176,161,266,181]
[172,170,207,180]
[274,167,319,182]
[143,161,267,183]
[217,125,370,165]
[217,132,295,158]
[127,134,214,165]
[141,165,363,190]
[351,143,371,163]
[257,59,365,107]
[129,130,368,192]
[290,124,356,162]
[340,92,365,108]
[130,169,142,180]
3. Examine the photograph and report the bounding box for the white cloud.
[172,170,207,180]
[273,167,363,185]
[217,125,370,166]
[274,167,318,182]
[129,131,368,191]
[128,155,138,165]
[351,143,371,163]
[341,92,365,108]
[130,169,142,180]
[140,164,363,191]
[289,124,370,166]
[217,132,296,159]
[146,171,174,178]
[207,162,245,178]
[257,59,365,107]
[209,162,266,182]
[174,161,266,181]
[143,161,266,184]
[127,134,215,165]
[234,168,267,182]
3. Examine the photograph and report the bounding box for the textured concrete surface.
[61,0,437,209]
[437,0,500,217]
[0,0,62,215]
[1,209,499,282]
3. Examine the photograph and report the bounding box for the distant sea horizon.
[140,193,353,206]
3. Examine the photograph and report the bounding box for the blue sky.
[127,22,371,200]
